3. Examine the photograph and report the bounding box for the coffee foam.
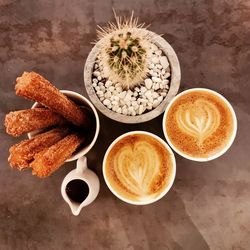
[165,90,235,158]
[104,134,174,202]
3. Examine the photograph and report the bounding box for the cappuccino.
[164,89,236,160]
[103,132,175,204]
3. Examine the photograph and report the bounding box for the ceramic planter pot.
[84,30,181,124]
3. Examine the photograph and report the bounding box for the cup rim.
[102,130,176,205]
[162,88,238,162]
[28,90,100,162]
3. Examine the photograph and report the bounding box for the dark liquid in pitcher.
[66,179,89,203]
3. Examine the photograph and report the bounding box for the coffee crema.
[104,134,174,202]
[165,90,235,159]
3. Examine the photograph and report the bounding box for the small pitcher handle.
[76,156,88,174]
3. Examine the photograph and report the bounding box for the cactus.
[97,11,150,90]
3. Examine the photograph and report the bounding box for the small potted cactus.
[84,11,180,123]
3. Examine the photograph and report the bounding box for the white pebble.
[119,91,126,99]
[148,97,154,104]
[156,64,163,69]
[138,105,145,115]
[162,80,169,86]
[92,82,97,88]
[105,80,112,88]
[95,86,100,91]
[140,99,148,105]
[122,108,128,115]
[158,96,163,102]
[131,110,136,116]
[152,77,161,83]
[96,91,104,97]
[97,76,102,81]
[100,86,105,92]
[127,89,133,96]
[116,108,122,114]
[120,99,126,106]
[109,86,115,92]
[116,86,123,93]
[105,91,112,98]
[147,104,153,110]
[140,87,147,93]
[103,99,111,106]
[149,70,154,75]
[93,71,100,77]
[135,87,140,92]
[145,90,152,99]
[154,83,160,90]
[149,63,154,69]
[128,106,134,113]
[94,63,98,69]
[155,50,162,56]
[133,91,138,97]
[151,72,158,77]
[161,92,167,97]
[125,100,131,107]
[124,93,131,101]
[150,43,158,51]
[92,78,98,84]
[112,106,119,112]
[152,100,160,108]
[159,56,169,69]
[152,57,159,64]
[164,72,171,78]
[100,97,104,101]
[145,79,153,89]
[152,92,159,99]
[132,100,138,106]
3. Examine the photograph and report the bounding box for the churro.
[15,72,90,127]
[9,127,70,170]
[5,108,66,137]
[31,134,83,178]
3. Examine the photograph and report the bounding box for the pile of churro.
[5,72,93,178]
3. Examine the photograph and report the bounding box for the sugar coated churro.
[9,127,70,170]
[30,134,83,178]
[15,72,90,127]
[5,108,66,137]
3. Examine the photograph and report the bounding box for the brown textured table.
[0,1,249,249]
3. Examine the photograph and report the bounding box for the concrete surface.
[0,0,249,249]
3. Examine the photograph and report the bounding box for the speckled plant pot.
[84,30,181,124]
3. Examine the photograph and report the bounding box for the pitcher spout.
[69,202,82,216]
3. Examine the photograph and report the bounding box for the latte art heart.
[165,89,235,159]
[104,134,173,202]
[115,141,160,197]
[176,100,220,145]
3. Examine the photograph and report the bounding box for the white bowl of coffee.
[163,88,237,161]
[102,131,176,205]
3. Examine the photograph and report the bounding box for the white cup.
[28,90,100,161]
[162,88,237,162]
[61,156,100,216]
[102,131,176,205]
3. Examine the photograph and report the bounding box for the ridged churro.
[30,134,83,178]
[5,108,66,137]
[15,72,90,127]
[9,127,70,170]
